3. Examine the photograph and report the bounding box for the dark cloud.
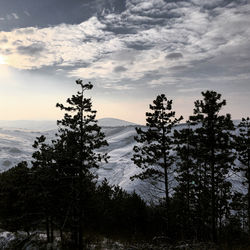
[0,38,8,43]
[126,42,154,51]
[0,0,125,31]
[194,0,247,10]
[104,26,136,35]
[170,65,188,71]
[17,43,45,56]
[113,66,127,73]
[166,53,183,60]
[15,28,35,35]
[12,40,23,46]
[0,48,12,55]
[83,0,126,15]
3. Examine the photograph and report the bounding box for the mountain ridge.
[0,118,139,130]
[0,120,244,201]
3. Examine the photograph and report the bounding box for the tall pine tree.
[173,122,197,239]
[131,94,182,232]
[55,79,108,249]
[189,90,235,242]
[32,135,58,243]
[235,117,250,232]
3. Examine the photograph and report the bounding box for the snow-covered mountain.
[0,119,245,201]
[0,120,57,131]
[98,118,138,127]
[0,118,152,198]
[0,127,55,172]
[0,118,138,130]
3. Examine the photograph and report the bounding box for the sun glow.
[0,55,6,64]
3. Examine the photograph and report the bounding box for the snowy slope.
[98,118,138,127]
[0,120,246,201]
[0,128,55,172]
[0,121,151,198]
[0,118,137,130]
[0,120,57,131]
[96,126,143,193]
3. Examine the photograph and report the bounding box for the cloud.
[7,13,19,20]
[113,66,127,73]
[17,43,45,56]
[178,87,203,93]
[12,13,19,20]
[102,82,134,90]
[147,77,179,87]
[0,0,249,91]
[166,52,183,60]
[0,37,8,43]
[15,28,35,35]
[24,11,30,17]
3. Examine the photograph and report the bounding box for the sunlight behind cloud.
[0,62,10,79]
[0,55,6,65]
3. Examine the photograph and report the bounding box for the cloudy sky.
[0,0,249,124]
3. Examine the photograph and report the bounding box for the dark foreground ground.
[1,231,250,250]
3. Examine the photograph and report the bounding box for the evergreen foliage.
[31,79,109,249]
[235,117,250,231]
[189,90,235,242]
[0,161,39,233]
[173,122,197,239]
[131,94,182,232]
[32,135,60,243]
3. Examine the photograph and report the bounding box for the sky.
[0,0,249,124]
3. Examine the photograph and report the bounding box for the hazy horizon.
[0,0,249,124]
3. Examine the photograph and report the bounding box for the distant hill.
[0,120,244,201]
[98,118,138,127]
[0,120,57,131]
[0,118,138,130]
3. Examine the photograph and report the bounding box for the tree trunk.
[211,145,217,242]
[162,126,169,235]
[78,95,84,250]
[247,156,250,234]
[46,215,50,243]
[50,216,54,243]
[78,175,83,250]
[60,228,63,245]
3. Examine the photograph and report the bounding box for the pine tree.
[230,192,248,232]
[131,94,182,231]
[55,79,108,249]
[235,117,250,232]
[189,90,235,242]
[173,122,197,239]
[32,135,58,243]
[0,161,38,233]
